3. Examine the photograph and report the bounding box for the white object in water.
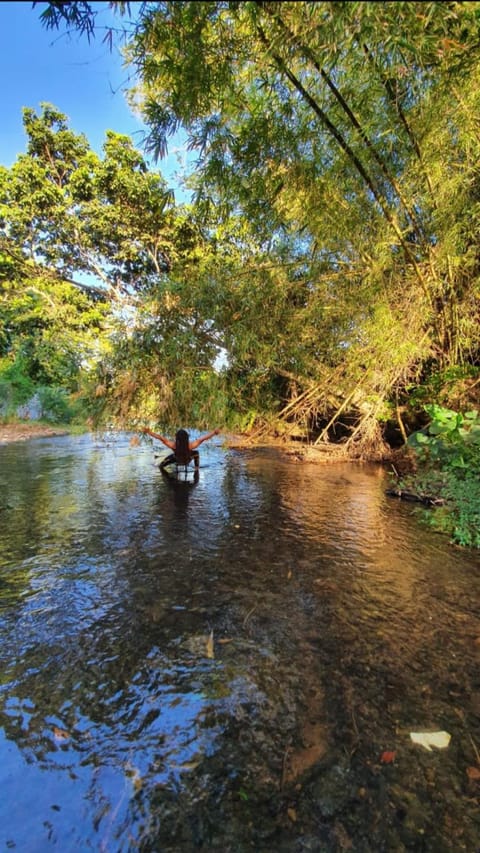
[409,731,451,751]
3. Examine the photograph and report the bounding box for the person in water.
[141,427,220,470]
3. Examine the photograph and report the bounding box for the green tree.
[1,104,179,297]
[1,104,229,426]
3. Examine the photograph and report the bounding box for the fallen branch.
[386,488,446,507]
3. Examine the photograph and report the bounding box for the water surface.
[0,433,479,852]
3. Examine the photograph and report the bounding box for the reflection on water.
[0,433,479,852]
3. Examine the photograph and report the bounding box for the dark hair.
[175,429,190,461]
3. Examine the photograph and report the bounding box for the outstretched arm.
[141,427,176,451]
[189,428,220,451]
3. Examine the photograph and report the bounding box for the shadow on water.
[0,433,479,852]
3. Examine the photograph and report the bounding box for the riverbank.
[0,420,393,463]
[0,422,70,444]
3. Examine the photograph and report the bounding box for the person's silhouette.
[141,427,219,471]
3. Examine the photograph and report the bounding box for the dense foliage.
[32,1,480,443]
[406,405,480,547]
[0,104,226,424]
[0,106,110,420]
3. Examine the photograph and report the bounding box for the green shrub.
[406,405,480,547]
[0,359,35,406]
[37,386,73,423]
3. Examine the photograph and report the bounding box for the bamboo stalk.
[314,387,359,445]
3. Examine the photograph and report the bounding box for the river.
[0,432,479,852]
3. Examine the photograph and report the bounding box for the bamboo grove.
[2,1,480,451]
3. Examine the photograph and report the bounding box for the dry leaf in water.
[380,750,397,764]
[206,630,214,659]
[466,766,480,780]
[53,727,70,741]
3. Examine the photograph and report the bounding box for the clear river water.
[0,431,479,852]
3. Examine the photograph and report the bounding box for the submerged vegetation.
[1,1,479,543]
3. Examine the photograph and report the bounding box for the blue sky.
[0,1,190,197]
